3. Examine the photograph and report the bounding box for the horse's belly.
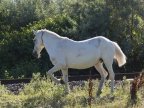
[69,62,96,69]
[67,54,99,69]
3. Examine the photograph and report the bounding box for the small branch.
[130,73,144,104]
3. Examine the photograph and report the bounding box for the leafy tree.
[0,0,144,78]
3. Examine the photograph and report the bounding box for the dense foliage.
[0,0,144,78]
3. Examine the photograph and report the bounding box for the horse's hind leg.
[103,58,115,96]
[95,62,108,97]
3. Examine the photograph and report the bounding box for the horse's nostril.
[32,51,34,56]
[32,51,37,57]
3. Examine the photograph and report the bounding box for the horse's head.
[32,30,44,58]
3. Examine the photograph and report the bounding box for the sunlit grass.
[0,73,144,108]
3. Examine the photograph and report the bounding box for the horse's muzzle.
[32,51,38,58]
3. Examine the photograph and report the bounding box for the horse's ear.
[33,30,37,35]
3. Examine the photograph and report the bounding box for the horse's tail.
[113,42,126,67]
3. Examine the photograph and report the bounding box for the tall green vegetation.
[0,0,144,78]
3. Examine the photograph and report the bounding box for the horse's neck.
[43,35,60,52]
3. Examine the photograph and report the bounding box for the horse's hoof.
[107,94,115,100]
[64,90,70,94]
[96,90,102,97]
[109,95,115,100]
[96,95,100,99]
[60,79,65,84]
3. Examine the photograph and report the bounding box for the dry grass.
[0,73,144,108]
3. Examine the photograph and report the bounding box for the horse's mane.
[40,29,69,40]
[39,29,61,38]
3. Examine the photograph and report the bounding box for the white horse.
[32,29,126,97]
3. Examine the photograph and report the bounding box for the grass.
[0,73,144,108]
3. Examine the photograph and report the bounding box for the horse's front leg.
[61,68,70,93]
[47,65,61,84]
